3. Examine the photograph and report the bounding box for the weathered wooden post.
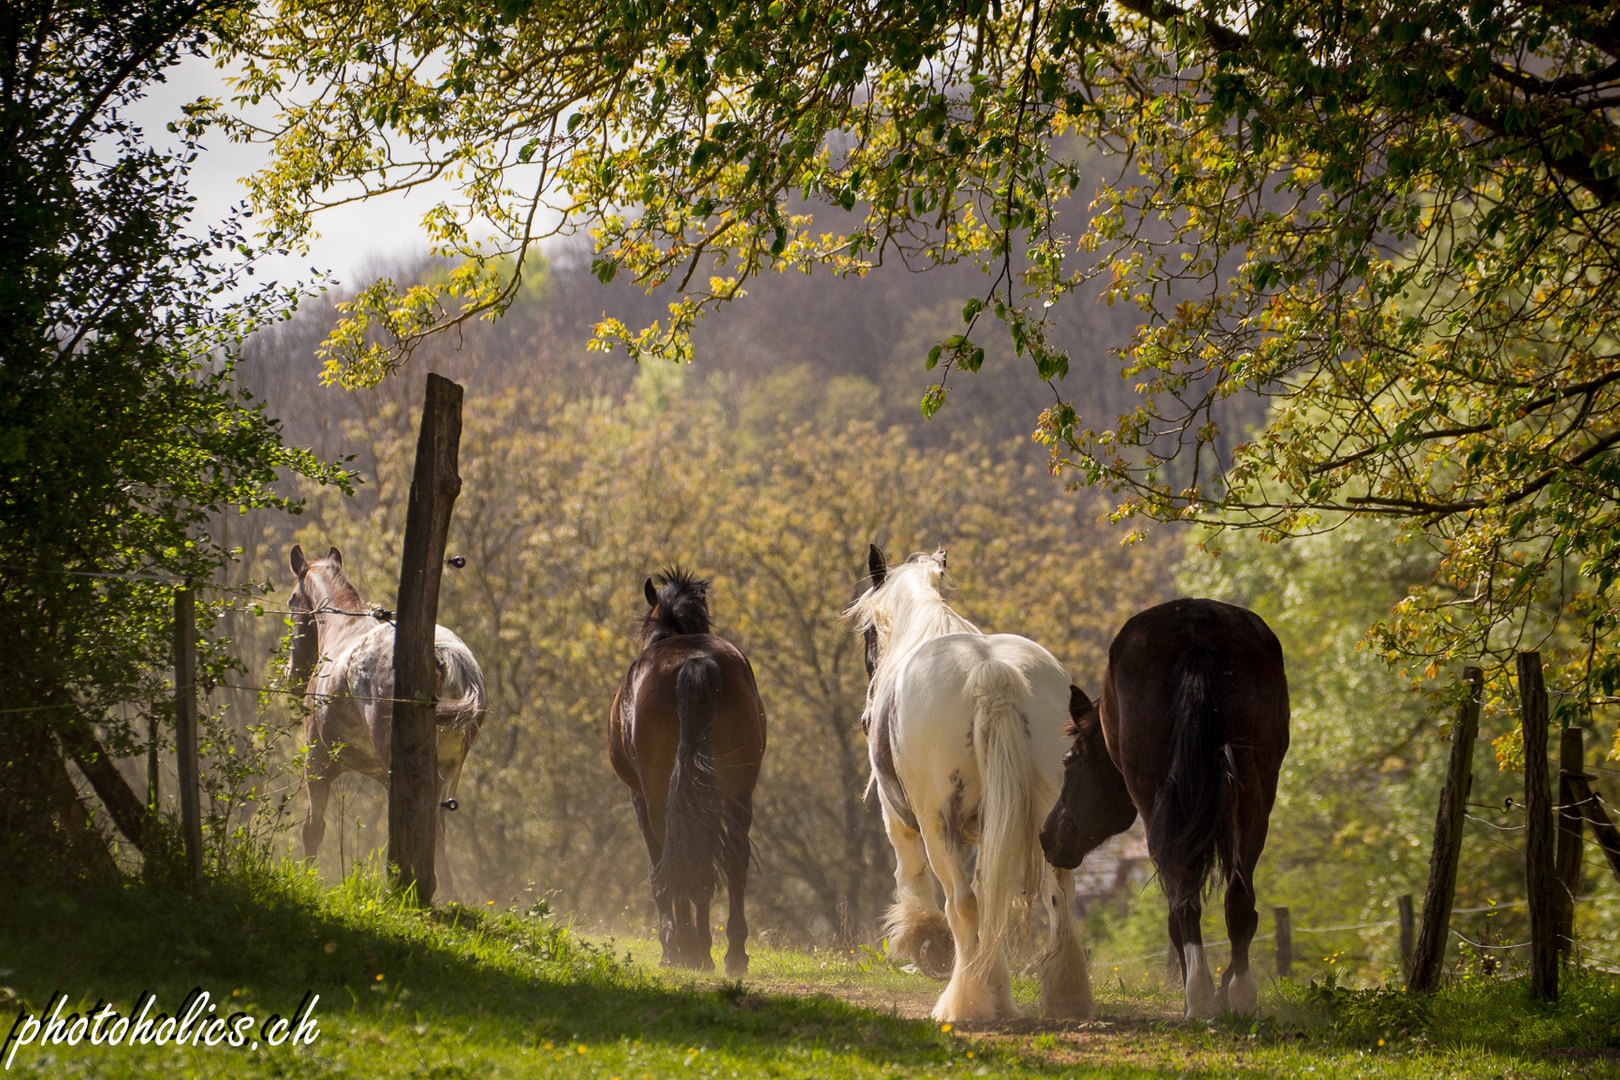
[1397,894,1414,965]
[1409,666,1481,992]
[1274,906,1293,977]
[1520,651,1558,1001]
[147,715,159,814]
[388,373,463,904]
[1568,774,1620,887]
[1555,727,1585,961]
[173,583,203,887]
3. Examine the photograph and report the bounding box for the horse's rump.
[1107,599,1288,908]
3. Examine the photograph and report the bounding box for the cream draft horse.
[847,547,1091,1022]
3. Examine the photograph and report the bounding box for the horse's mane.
[845,551,979,725]
[641,567,713,644]
[299,555,365,613]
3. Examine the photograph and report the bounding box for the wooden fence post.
[1397,894,1414,965]
[173,585,202,888]
[1274,906,1293,978]
[147,714,159,814]
[1520,651,1558,1002]
[1409,666,1481,993]
[1555,727,1585,961]
[388,373,463,904]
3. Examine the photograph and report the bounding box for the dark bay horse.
[1039,598,1289,1018]
[288,544,487,898]
[608,569,767,975]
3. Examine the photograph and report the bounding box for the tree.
[223,0,1620,750]
[0,0,344,871]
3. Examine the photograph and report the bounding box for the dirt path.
[740,973,1210,1071]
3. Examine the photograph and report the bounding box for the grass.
[1,862,1617,1079]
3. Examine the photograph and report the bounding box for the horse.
[287,544,487,898]
[1039,598,1290,1019]
[608,569,767,975]
[848,546,1091,1022]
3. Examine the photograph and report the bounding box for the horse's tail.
[650,656,726,907]
[433,634,487,735]
[966,657,1050,979]
[1147,640,1235,915]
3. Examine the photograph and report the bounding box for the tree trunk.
[174,585,203,887]
[56,720,150,853]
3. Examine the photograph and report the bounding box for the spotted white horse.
[287,544,487,898]
[847,547,1091,1022]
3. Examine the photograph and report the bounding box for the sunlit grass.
[0,861,1613,1079]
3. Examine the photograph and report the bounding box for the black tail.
[650,656,726,906]
[1148,641,1236,915]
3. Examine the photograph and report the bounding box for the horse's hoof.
[917,936,955,980]
[725,955,749,977]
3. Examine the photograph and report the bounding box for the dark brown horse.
[608,569,767,975]
[1040,598,1289,1018]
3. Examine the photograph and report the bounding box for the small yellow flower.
[576,1046,587,1055]
[940,1023,952,1033]
[324,942,337,954]
[543,1043,554,1050]
[375,974,385,982]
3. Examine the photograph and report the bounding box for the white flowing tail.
[433,633,486,731]
[965,658,1051,979]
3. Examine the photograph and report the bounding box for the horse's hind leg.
[722,799,753,977]
[879,799,952,977]
[1166,908,1186,990]
[433,804,457,902]
[924,829,1014,1021]
[1038,865,1093,1019]
[302,746,336,865]
[692,891,716,972]
[1172,892,1219,1019]
[631,791,678,967]
[1219,763,1274,1014]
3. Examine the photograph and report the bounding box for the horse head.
[286,543,347,687]
[846,546,964,678]
[640,566,713,645]
[861,544,887,677]
[1040,685,1139,869]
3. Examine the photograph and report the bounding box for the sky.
[127,54,448,295]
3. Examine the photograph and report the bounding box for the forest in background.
[145,246,1620,982]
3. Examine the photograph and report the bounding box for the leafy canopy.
[224,0,1620,747]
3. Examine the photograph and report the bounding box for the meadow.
[3,863,1617,1080]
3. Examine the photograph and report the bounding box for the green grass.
[1,863,1617,1078]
